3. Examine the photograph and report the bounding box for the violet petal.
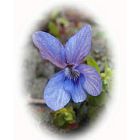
[32,31,66,68]
[65,24,92,65]
[76,64,102,96]
[64,75,87,103]
[44,71,70,111]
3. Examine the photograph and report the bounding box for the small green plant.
[52,107,76,128]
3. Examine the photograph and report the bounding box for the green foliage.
[48,22,60,38]
[57,17,69,26]
[87,106,98,119]
[101,64,113,92]
[85,55,100,74]
[52,107,76,128]
[88,94,105,106]
[73,102,88,123]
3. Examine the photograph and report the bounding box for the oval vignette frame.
[23,6,114,135]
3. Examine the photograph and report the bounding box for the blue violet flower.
[32,24,102,111]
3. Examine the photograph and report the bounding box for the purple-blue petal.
[65,24,92,65]
[44,71,70,111]
[76,64,102,96]
[64,75,87,103]
[32,31,66,68]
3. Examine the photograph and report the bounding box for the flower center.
[64,67,80,81]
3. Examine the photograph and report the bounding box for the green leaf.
[48,22,60,37]
[52,107,76,128]
[53,114,65,127]
[87,90,108,107]
[100,63,113,95]
[101,64,112,85]
[85,56,100,74]
[57,17,69,26]
[87,106,98,118]
[64,112,73,121]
